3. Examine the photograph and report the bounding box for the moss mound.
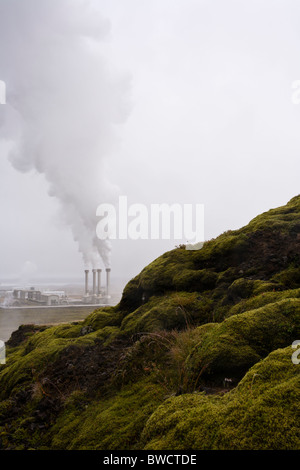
[141,347,300,450]
[119,194,300,311]
[50,380,166,450]
[186,298,300,382]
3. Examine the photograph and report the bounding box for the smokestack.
[84,270,89,295]
[106,268,111,298]
[92,269,97,296]
[97,269,102,296]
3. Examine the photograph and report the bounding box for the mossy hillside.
[243,194,300,233]
[0,379,167,450]
[0,305,298,449]
[272,265,300,288]
[0,398,50,450]
[0,321,113,400]
[0,302,137,399]
[82,277,289,340]
[1,294,207,403]
[226,278,281,301]
[111,327,211,393]
[1,346,299,450]
[81,306,122,331]
[49,380,166,450]
[119,292,214,335]
[186,298,300,381]
[141,346,300,450]
[110,297,300,395]
[84,195,300,335]
[0,195,300,450]
[119,195,300,311]
[226,287,300,318]
[80,278,290,341]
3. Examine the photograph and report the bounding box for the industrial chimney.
[84,269,89,296]
[92,269,97,297]
[97,269,102,296]
[105,268,111,298]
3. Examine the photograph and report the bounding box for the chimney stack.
[105,268,111,298]
[97,269,102,296]
[84,270,89,295]
[92,269,97,296]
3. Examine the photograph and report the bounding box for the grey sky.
[0,0,300,289]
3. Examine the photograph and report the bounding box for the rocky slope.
[0,195,300,449]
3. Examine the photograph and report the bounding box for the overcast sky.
[0,0,300,289]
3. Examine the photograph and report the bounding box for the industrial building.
[12,287,68,306]
[8,268,112,307]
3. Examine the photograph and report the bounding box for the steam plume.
[0,0,130,268]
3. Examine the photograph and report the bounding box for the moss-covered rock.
[120,292,213,335]
[120,195,300,307]
[186,298,300,382]
[1,195,300,450]
[50,380,166,450]
[141,346,300,450]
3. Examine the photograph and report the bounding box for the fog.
[1,0,300,290]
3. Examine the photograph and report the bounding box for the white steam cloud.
[0,0,130,268]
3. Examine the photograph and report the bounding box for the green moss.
[186,298,300,380]
[50,380,166,450]
[120,292,213,335]
[0,324,98,399]
[226,278,280,301]
[195,231,249,263]
[118,275,144,311]
[272,266,300,288]
[142,346,300,450]
[252,279,282,295]
[226,288,300,317]
[227,278,254,299]
[173,269,218,291]
[82,306,122,331]
[94,326,121,345]
[242,194,300,234]
[45,323,83,339]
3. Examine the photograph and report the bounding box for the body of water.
[0,298,120,342]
